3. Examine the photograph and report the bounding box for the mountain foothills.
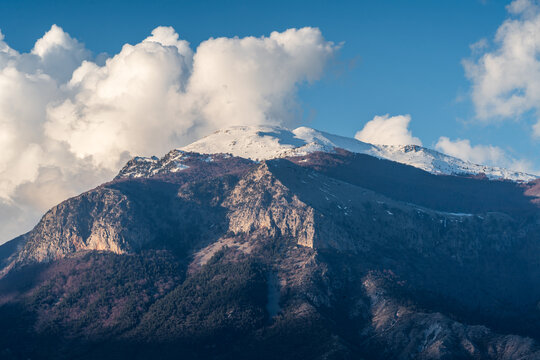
[1,126,540,359]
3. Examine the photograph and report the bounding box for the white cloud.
[435,137,505,165]
[44,26,336,171]
[435,136,536,174]
[186,28,336,131]
[464,0,540,136]
[44,27,195,170]
[354,114,422,146]
[31,24,91,82]
[0,25,338,243]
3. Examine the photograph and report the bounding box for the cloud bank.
[464,0,540,135]
[354,114,422,146]
[0,25,337,243]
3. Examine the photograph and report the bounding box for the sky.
[1,0,539,242]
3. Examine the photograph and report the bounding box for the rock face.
[223,163,316,248]
[1,148,540,359]
[16,188,135,263]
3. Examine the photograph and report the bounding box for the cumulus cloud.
[435,137,536,173]
[44,26,337,171]
[0,25,338,243]
[354,114,422,146]
[464,0,540,136]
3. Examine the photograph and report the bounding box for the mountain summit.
[181,125,537,181]
[1,126,540,359]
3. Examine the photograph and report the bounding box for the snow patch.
[169,162,189,172]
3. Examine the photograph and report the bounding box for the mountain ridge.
[180,125,537,182]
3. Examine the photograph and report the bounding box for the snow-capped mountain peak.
[180,125,537,182]
[181,126,375,161]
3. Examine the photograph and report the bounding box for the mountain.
[182,125,537,182]
[1,127,540,359]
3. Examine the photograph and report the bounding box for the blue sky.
[0,0,519,151]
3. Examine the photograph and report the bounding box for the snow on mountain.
[180,126,537,182]
[369,144,537,182]
[182,126,375,160]
[116,125,536,182]
[116,150,216,179]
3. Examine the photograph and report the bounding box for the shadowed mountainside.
[1,149,540,359]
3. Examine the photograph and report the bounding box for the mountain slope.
[2,146,540,359]
[182,125,537,181]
